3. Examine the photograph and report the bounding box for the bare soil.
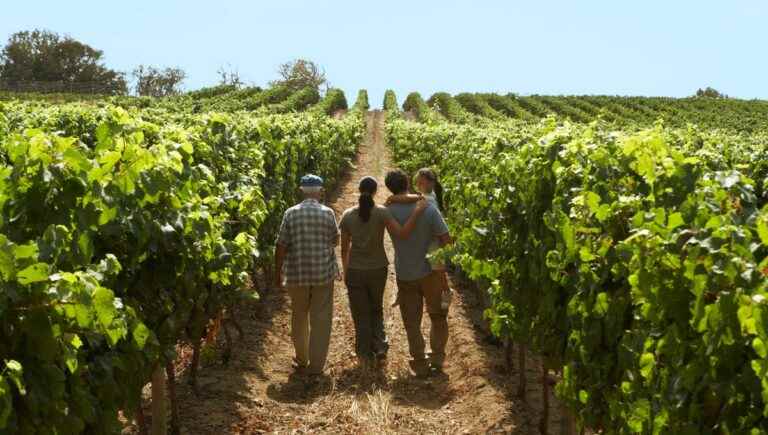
[126,111,566,434]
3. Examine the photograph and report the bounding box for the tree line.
[0,29,328,97]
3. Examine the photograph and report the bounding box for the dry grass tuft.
[347,388,394,434]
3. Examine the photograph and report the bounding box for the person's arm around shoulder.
[385,192,423,206]
[385,198,428,239]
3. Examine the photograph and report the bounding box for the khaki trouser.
[286,281,334,374]
[396,271,448,375]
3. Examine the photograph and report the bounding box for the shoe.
[374,348,388,360]
[358,356,376,370]
[429,366,448,379]
[409,359,431,378]
[414,369,433,379]
[292,357,309,374]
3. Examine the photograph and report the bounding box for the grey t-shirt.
[339,205,392,270]
[387,202,449,281]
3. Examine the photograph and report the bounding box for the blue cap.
[300,174,324,187]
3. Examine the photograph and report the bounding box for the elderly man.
[275,174,340,376]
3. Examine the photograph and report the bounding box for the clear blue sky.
[2,0,767,105]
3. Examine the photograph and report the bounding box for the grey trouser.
[286,281,334,374]
[345,267,389,359]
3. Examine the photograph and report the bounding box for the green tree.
[0,29,127,94]
[270,58,327,92]
[132,65,186,97]
[695,86,728,98]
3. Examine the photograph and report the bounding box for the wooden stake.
[151,364,167,435]
[166,362,180,435]
[136,402,149,435]
[504,338,514,372]
[222,318,233,365]
[188,339,201,394]
[540,361,549,434]
[517,343,527,400]
[559,369,576,435]
[226,306,245,339]
[261,263,273,291]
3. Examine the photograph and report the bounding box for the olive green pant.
[345,267,389,359]
[286,282,334,374]
[396,271,448,375]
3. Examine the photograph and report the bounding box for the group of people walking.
[274,169,452,378]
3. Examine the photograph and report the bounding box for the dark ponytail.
[417,168,444,212]
[358,176,378,222]
[434,180,445,212]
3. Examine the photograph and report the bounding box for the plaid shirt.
[277,199,340,287]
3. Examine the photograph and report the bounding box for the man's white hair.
[300,186,323,194]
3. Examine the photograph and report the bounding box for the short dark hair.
[385,170,408,195]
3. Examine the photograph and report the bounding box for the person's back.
[280,199,338,286]
[387,202,443,281]
[275,174,339,377]
[340,205,390,270]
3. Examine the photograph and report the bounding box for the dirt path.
[160,111,563,434]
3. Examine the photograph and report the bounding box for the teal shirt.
[387,202,449,281]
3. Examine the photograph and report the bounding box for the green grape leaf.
[63,147,91,172]
[595,292,609,317]
[93,287,117,329]
[78,233,93,263]
[17,263,49,285]
[579,246,596,262]
[0,377,11,428]
[667,212,684,231]
[4,360,25,395]
[13,243,38,260]
[133,323,151,349]
[579,390,589,404]
[584,191,601,214]
[0,236,15,280]
[64,351,78,374]
[754,337,767,359]
[99,206,118,225]
[628,399,650,432]
[640,352,655,380]
[758,214,768,245]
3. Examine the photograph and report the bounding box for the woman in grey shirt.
[339,176,426,366]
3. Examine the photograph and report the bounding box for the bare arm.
[330,211,340,247]
[275,243,286,290]
[385,193,423,206]
[436,232,453,246]
[385,199,428,239]
[340,231,351,281]
[275,211,291,289]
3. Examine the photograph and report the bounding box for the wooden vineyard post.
[517,343,527,400]
[559,406,577,435]
[151,364,167,435]
[504,338,514,372]
[262,263,274,291]
[188,339,201,394]
[540,361,549,434]
[559,368,577,435]
[166,362,180,435]
[136,402,149,435]
[226,306,244,338]
[222,317,233,364]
